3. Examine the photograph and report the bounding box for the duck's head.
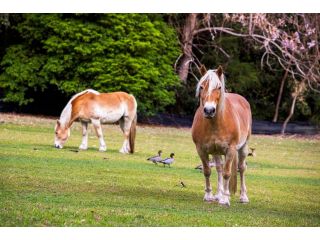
[170,153,175,158]
[158,150,162,156]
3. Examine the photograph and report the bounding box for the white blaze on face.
[204,101,217,110]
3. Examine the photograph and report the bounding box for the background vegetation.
[0,14,319,124]
[0,14,180,116]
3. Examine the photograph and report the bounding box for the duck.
[248,147,256,157]
[160,153,175,168]
[147,150,162,164]
[195,161,216,172]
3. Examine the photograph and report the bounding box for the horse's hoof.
[218,196,230,207]
[213,193,223,202]
[203,193,215,202]
[240,195,249,203]
[119,149,129,154]
[79,145,88,150]
[218,200,230,207]
[99,146,107,152]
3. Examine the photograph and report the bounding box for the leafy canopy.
[0,14,181,115]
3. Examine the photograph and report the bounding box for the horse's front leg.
[220,146,237,207]
[79,121,88,150]
[213,155,224,202]
[197,148,214,202]
[91,119,107,152]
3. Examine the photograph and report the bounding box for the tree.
[174,13,198,83]
[0,14,181,115]
[173,13,320,132]
[222,14,319,133]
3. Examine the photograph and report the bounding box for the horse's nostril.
[204,107,215,115]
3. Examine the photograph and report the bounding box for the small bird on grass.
[180,181,186,188]
[248,147,256,157]
[160,153,175,168]
[195,161,216,172]
[147,150,162,164]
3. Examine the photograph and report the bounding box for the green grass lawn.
[0,114,319,226]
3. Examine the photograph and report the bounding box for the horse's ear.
[216,65,223,78]
[199,64,207,76]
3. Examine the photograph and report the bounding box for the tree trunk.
[281,81,305,135]
[281,94,298,135]
[177,13,198,83]
[273,68,289,122]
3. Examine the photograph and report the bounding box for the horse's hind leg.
[196,148,214,202]
[79,121,88,150]
[213,155,224,202]
[91,119,107,152]
[238,143,249,203]
[119,117,131,154]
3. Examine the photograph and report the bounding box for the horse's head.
[196,65,225,119]
[54,120,70,149]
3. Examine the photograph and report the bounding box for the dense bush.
[0,14,181,115]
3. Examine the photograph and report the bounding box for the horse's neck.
[59,102,74,128]
[210,94,226,126]
[216,92,226,117]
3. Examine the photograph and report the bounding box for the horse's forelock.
[196,70,224,98]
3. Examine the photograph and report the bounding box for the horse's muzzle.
[204,113,215,119]
[204,107,216,118]
[54,144,62,149]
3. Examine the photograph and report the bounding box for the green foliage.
[0,14,181,115]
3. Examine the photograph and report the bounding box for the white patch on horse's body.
[236,138,247,150]
[100,107,124,124]
[59,89,100,126]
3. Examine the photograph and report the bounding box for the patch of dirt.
[1,112,319,140]
[0,113,56,125]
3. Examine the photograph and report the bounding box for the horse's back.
[100,92,137,114]
[72,91,136,123]
[75,91,135,109]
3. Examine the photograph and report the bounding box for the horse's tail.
[229,152,238,194]
[129,113,137,154]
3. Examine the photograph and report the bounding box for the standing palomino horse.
[192,66,252,207]
[54,89,137,154]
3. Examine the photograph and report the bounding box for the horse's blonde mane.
[59,89,100,127]
[196,69,225,97]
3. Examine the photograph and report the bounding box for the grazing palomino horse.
[54,89,137,154]
[191,66,252,207]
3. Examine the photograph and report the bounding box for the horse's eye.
[55,131,58,135]
[218,86,221,90]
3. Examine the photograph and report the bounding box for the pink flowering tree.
[175,13,319,134]
[222,14,319,133]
